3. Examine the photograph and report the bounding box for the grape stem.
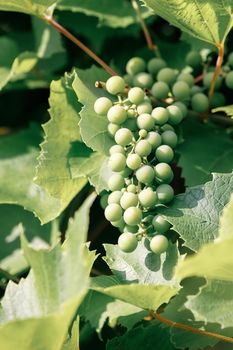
[44,15,117,76]
[153,312,233,344]
[131,0,160,57]
[208,42,224,99]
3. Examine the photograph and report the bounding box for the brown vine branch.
[44,15,117,76]
[154,312,233,344]
[208,42,224,99]
[131,0,160,56]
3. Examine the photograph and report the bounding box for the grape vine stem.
[208,42,224,99]
[153,312,233,344]
[44,15,117,76]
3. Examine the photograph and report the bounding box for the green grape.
[124,225,138,233]
[139,129,148,138]
[225,71,233,89]
[185,51,202,68]
[137,113,155,131]
[156,145,174,163]
[137,101,153,114]
[126,57,146,75]
[111,218,125,229]
[152,215,171,233]
[120,192,138,209]
[146,131,162,149]
[94,97,112,115]
[109,145,125,155]
[151,81,170,99]
[123,206,142,225]
[123,118,138,132]
[191,93,209,113]
[115,128,133,146]
[118,232,138,253]
[107,105,127,124]
[147,57,167,75]
[104,203,122,222]
[167,105,183,125]
[108,173,125,191]
[121,167,133,178]
[190,85,203,96]
[172,81,190,101]
[106,76,125,95]
[155,163,174,183]
[136,165,155,184]
[157,68,177,85]
[127,184,137,193]
[108,190,122,204]
[156,184,174,204]
[126,153,142,170]
[123,74,134,86]
[210,92,226,108]
[161,130,178,148]
[150,235,169,254]
[109,153,126,172]
[100,193,109,209]
[138,187,157,208]
[128,87,145,105]
[228,52,233,67]
[133,72,153,89]
[173,101,188,118]
[203,72,222,90]
[177,73,194,87]
[127,109,137,118]
[108,123,120,136]
[161,124,175,132]
[135,139,152,157]
[151,107,169,125]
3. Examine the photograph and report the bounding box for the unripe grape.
[108,191,122,204]
[127,109,137,118]
[100,193,109,209]
[120,192,138,209]
[152,107,169,125]
[127,184,137,193]
[228,52,233,67]
[203,72,222,90]
[111,219,125,229]
[109,145,125,155]
[155,163,174,183]
[225,71,233,89]
[108,123,120,136]
[137,101,153,114]
[138,188,157,207]
[135,139,152,157]
[124,225,138,233]
[146,131,162,149]
[109,153,126,172]
[128,87,145,105]
[123,207,142,225]
[126,57,146,75]
[147,57,166,75]
[108,174,125,191]
[167,105,183,125]
[136,165,155,184]
[191,93,209,113]
[126,153,141,170]
[94,97,112,115]
[106,76,125,95]
[191,85,203,96]
[123,74,134,86]
[150,235,169,254]
[156,145,174,163]
[104,203,122,222]
[156,184,174,204]
[123,118,138,132]
[139,129,148,138]
[152,215,171,233]
[121,167,132,178]
[137,113,155,131]
[161,124,175,132]
[161,130,178,148]
[118,232,138,253]
[173,101,188,118]
[177,73,194,87]
[172,81,190,101]
[210,92,226,108]
[186,51,202,68]
[157,68,177,85]
[133,72,153,89]
[107,105,127,124]
[115,128,133,146]
[151,81,170,99]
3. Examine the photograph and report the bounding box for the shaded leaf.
[0,0,56,17]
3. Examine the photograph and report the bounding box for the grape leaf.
[142,0,233,46]
[177,117,233,186]
[212,105,233,118]
[219,194,233,240]
[35,75,87,213]
[72,66,115,155]
[159,173,233,252]
[0,194,96,350]
[57,0,152,28]
[0,0,56,17]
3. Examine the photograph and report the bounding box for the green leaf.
[72,67,115,155]
[219,194,233,240]
[57,0,152,28]
[142,0,233,46]
[0,0,56,17]
[0,194,96,350]
[212,105,233,118]
[159,172,233,252]
[35,75,87,213]
[177,117,233,186]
